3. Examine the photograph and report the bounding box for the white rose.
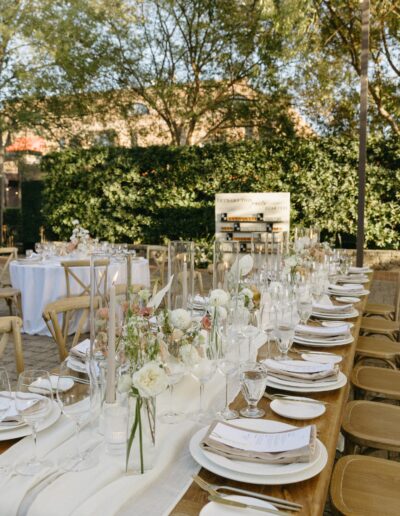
[170,308,191,330]
[238,254,253,277]
[180,344,200,367]
[132,362,168,398]
[118,374,132,393]
[241,287,254,299]
[217,306,227,320]
[285,255,297,268]
[209,289,230,307]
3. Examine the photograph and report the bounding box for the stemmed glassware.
[15,370,53,475]
[239,362,268,418]
[56,359,98,471]
[159,353,186,424]
[274,301,300,360]
[0,368,12,475]
[189,343,217,424]
[258,302,276,358]
[296,286,313,325]
[216,327,240,420]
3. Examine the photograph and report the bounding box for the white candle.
[106,285,116,403]
[182,259,188,309]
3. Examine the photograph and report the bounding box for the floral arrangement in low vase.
[67,219,93,254]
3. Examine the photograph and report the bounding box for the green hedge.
[41,136,400,249]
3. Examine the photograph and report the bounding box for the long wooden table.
[0,277,371,515]
[171,283,370,516]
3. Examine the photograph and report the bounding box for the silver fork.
[192,474,302,511]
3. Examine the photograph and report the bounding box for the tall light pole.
[356,0,370,266]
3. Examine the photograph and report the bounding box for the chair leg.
[71,309,88,348]
[11,319,24,374]
[6,298,13,316]
[50,311,68,360]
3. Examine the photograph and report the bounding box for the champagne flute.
[189,344,217,424]
[56,360,97,471]
[15,370,53,475]
[217,328,240,420]
[240,362,268,418]
[159,355,185,424]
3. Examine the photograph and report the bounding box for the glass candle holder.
[103,401,128,455]
[168,241,194,310]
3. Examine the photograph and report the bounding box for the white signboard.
[215,192,290,247]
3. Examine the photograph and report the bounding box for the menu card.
[201,421,317,464]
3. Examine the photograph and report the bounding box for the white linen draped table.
[10,257,150,336]
[0,334,266,516]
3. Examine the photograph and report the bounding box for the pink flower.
[201,315,211,330]
[97,307,109,320]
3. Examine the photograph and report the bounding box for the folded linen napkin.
[313,295,353,313]
[0,398,22,424]
[295,323,349,337]
[70,338,90,359]
[349,266,371,274]
[264,359,338,383]
[200,420,317,464]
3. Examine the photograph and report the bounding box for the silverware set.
[264,392,328,406]
[193,474,302,513]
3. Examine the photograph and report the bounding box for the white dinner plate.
[30,375,74,394]
[328,288,369,297]
[301,353,342,365]
[266,371,347,393]
[321,321,354,329]
[270,397,326,420]
[312,308,359,320]
[294,335,354,347]
[335,296,361,303]
[267,374,339,389]
[200,494,277,515]
[0,401,61,441]
[202,419,321,477]
[189,421,328,485]
[337,276,369,284]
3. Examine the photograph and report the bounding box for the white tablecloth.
[10,258,150,336]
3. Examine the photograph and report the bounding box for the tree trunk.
[0,130,4,246]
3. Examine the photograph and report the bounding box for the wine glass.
[239,362,268,418]
[274,301,300,360]
[15,370,53,475]
[56,360,97,471]
[296,288,313,325]
[0,368,12,475]
[159,354,186,424]
[216,327,240,420]
[258,302,276,358]
[34,243,43,259]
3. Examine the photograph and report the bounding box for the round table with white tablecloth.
[10,256,150,335]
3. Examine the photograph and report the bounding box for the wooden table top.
[0,276,372,516]
[171,283,370,516]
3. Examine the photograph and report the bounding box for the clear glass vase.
[126,395,156,474]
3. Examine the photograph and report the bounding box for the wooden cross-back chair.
[61,259,109,297]
[146,245,168,288]
[0,247,22,317]
[0,316,24,374]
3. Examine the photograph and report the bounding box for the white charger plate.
[189,421,328,485]
[202,419,321,477]
[270,397,326,420]
[200,494,277,515]
[30,375,74,394]
[0,401,60,441]
[328,288,369,297]
[266,372,347,393]
[321,321,354,329]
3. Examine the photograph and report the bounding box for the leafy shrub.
[42,135,400,249]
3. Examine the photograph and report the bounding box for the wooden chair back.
[0,247,18,287]
[0,316,24,374]
[372,270,400,320]
[146,245,167,286]
[61,259,109,297]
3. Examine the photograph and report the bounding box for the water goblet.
[0,368,12,475]
[15,370,53,475]
[239,362,268,418]
[296,293,313,325]
[274,302,300,360]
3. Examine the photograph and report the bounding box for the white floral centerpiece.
[117,287,170,473]
[68,219,92,254]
